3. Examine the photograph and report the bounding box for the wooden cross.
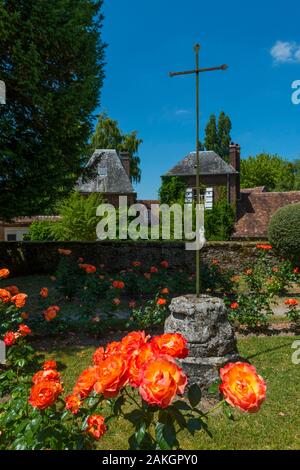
[169,44,228,297]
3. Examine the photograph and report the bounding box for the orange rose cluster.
[3,323,31,346]
[0,288,27,308]
[70,331,189,421]
[79,263,97,274]
[29,361,63,410]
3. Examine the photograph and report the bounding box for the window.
[7,234,17,241]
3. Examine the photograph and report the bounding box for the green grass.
[40,335,300,450]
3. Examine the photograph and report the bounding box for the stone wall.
[0,240,270,277]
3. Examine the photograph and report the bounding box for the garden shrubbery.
[268,202,300,264]
[0,270,267,450]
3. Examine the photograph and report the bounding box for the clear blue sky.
[99,0,300,199]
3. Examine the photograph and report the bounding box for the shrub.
[28,220,59,241]
[51,192,104,241]
[268,203,300,264]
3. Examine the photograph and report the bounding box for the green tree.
[51,192,103,241]
[159,176,186,205]
[0,0,105,220]
[240,154,295,191]
[204,111,232,161]
[293,159,300,190]
[91,113,142,183]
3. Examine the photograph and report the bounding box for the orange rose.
[94,353,128,398]
[43,360,57,370]
[112,297,121,306]
[121,330,150,358]
[5,285,19,295]
[219,362,266,413]
[58,248,72,255]
[244,269,253,276]
[230,302,239,310]
[112,280,125,289]
[18,324,31,336]
[44,305,60,322]
[93,347,105,365]
[32,369,61,384]
[0,268,10,279]
[65,394,82,415]
[132,261,141,267]
[0,289,11,303]
[285,298,298,306]
[29,380,63,410]
[161,288,169,295]
[4,331,18,346]
[86,415,107,440]
[105,341,122,356]
[139,357,187,408]
[156,298,167,306]
[11,293,27,308]
[21,311,29,320]
[73,366,99,399]
[128,343,157,387]
[293,267,299,274]
[150,266,158,273]
[40,287,49,298]
[85,264,96,274]
[256,244,272,250]
[161,260,169,269]
[151,333,188,359]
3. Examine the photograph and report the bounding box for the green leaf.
[187,418,203,435]
[207,380,221,395]
[135,422,146,446]
[155,422,177,450]
[173,400,191,411]
[188,384,202,408]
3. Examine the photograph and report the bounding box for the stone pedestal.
[164,294,239,390]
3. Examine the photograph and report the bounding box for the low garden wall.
[0,240,271,276]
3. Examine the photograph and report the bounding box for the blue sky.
[99,0,300,199]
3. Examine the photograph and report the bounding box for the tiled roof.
[233,190,300,239]
[165,151,237,176]
[76,149,135,194]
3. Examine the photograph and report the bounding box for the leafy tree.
[51,192,104,241]
[91,113,142,183]
[159,176,186,205]
[240,154,295,191]
[204,111,232,161]
[0,0,105,220]
[293,159,300,190]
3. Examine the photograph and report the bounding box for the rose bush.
[0,325,266,450]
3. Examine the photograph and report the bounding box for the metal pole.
[195,44,200,297]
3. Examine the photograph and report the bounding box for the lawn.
[38,335,300,450]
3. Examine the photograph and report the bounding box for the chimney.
[229,143,241,202]
[119,151,131,179]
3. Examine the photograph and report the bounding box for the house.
[76,149,136,206]
[164,143,300,239]
[164,144,240,206]
[0,149,136,241]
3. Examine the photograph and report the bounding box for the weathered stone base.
[164,294,239,390]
